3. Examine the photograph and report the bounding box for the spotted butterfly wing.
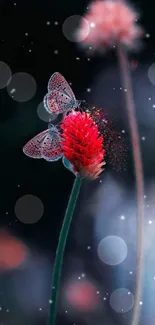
[43,90,77,115]
[23,126,63,162]
[23,130,48,159]
[47,72,76,100]
[41,128,63,161]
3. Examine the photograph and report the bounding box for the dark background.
[0,0,155,325]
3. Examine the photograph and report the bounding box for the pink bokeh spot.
[66,280,98,312]
[0,229,28,270]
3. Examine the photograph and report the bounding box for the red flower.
[61,111,105,179]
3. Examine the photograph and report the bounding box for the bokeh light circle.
[148,63,155,85]
[62,15,90,42]
[37,101,52,122]
[65,280,98,312]
[97,236,128,265]
[0,61,11,89]
[110,288,134,313]
[0,230,28,270]
[15,195,44,224]
[7,72,37,102]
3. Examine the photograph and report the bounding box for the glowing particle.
[148,220,152,224]
[146,33,150,38]
[129,271,133,274]
[83,106,128,172]
[49,300,53,304]
[139,301,143,305]
[10,89,16,96]
[81,273,85,278]
[54,50,59,54]
[87,88,91,92]
[76,57,80,60]
[47,21,51,25]
[87,246,91,250]
[39,308,42,311]
[54,21,59,25]
[90,22,95,28]
[120,215,125,220]
[141,136,146,141]
[25,33,28,36]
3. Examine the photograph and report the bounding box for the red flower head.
[61,111,105,179]
[77,0,143,50]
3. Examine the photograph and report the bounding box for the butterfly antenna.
[77,99,86,109]
[78,99,86,104]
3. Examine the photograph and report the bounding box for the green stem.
[48,176,82,325]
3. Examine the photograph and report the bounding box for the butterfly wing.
[47,72,76,100]
[41,130,63,162]
[43,90,74,115]
[23,130,48,159]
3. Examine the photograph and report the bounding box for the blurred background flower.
[77,0,143,51]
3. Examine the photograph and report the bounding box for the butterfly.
[43,72,80,118]
[23,125,63,162]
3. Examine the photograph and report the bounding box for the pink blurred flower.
[77,0,143,50]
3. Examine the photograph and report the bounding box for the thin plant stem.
[48,176,82,325]
[117,43,144,325]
